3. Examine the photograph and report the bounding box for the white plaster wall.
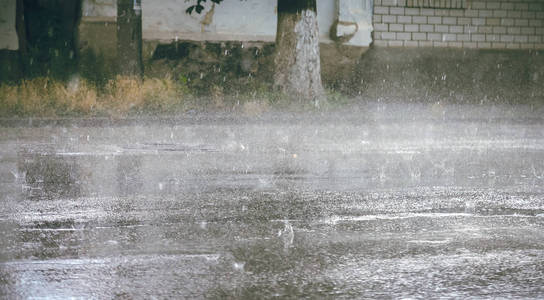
[338,0,373,46]
[317,0,336,41]
[82,0,116,19]
[142,0,335,43]
[80,0,371,46]
[0,0,18,50]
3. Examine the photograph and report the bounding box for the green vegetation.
[0,75,350,118]
[0,76,187,117]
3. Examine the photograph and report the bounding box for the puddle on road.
[1,116,544,298]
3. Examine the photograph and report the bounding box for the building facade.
[1,0,543,58]
[372,0,544,49]
[78,0,373,48]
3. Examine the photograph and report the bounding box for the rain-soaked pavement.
[1,103,544,299]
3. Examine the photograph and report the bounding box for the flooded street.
[1,104,544,299]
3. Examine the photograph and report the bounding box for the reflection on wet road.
[1,105,544,298]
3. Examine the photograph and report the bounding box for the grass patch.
[0,75,353,118]
[0,76,189,117]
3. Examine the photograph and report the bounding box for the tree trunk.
[274,0,324,101]
[117,0,143,78]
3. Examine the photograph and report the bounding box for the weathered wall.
[143,0,280,42]
[337,0,374,46]
[77,0,374,82]
[78,0,117,81]
[82,0,116,19]
[79,0,373,46]
[0,0,18,50]
[373,0,544,49]
[142,0,338,42]
[79,0,117,56]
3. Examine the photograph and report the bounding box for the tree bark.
[117,0,143,78]
[274,0,324,101]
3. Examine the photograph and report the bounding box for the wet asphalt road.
[1,104,544,299]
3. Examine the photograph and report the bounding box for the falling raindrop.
[232,261,245,271]
[278,220,294,249]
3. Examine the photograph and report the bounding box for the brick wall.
[373,0,544,49]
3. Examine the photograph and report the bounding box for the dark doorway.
[21,0,81,79]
